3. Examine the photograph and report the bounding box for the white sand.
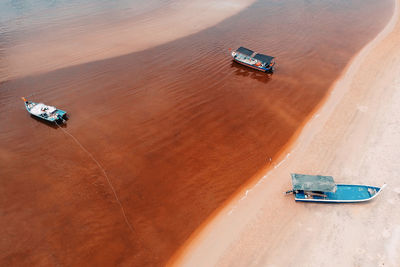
[2,0,255,81]
[170,0,400,266]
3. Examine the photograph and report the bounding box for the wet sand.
[172,0,400,266]
[0,0,394,266]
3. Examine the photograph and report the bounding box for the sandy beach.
[171,0,400,266]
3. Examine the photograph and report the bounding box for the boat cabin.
[286,173,385,203]
[290,173,336,194]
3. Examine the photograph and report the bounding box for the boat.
[285,173,386,203]
[22,97,68,124]
[231,47,275,73]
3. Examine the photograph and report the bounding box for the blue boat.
[231,47,275,73]
[286,173,386,203]
[22,97,68,124]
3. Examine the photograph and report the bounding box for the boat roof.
[235,47,275,64]
[236,46,254,56]
[291,173,337,192]
[253,53,274,64]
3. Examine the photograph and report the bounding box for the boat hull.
[294,184,385,203]
[233,58,274,73]
[24,101,67,123]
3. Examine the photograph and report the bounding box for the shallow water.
[0,0,175,80]
[0,0,393,265]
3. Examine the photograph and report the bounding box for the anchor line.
[55,122,135,235]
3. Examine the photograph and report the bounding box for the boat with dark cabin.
[22,97,68,124]
[285,173,386,203]
[231,47,275,73]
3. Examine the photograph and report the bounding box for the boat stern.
[54,110,68,123]
[264,60,276,73]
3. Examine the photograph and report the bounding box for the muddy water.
[0,0,393,265]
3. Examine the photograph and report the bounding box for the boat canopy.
[253,53,274,64]
[291,173,337,192]
[30,103,56,116]
[236,47,254,56]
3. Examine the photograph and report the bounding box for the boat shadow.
[30,114,68,129]
[301,199,379,207]
[230,62,273,84]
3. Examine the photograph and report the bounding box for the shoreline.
[170,0,400,265]
[1,0,255,82]
[1,1,395,265]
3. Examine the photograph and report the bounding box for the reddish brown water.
[0,0,393,265]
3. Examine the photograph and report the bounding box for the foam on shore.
[170,0,400,265]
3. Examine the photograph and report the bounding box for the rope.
[56,122,135,235]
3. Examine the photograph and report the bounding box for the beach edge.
[169,0,399,265]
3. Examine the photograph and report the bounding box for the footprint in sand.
[387,198,395,204]
[382,229,391,239]
[357,105,368,112]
